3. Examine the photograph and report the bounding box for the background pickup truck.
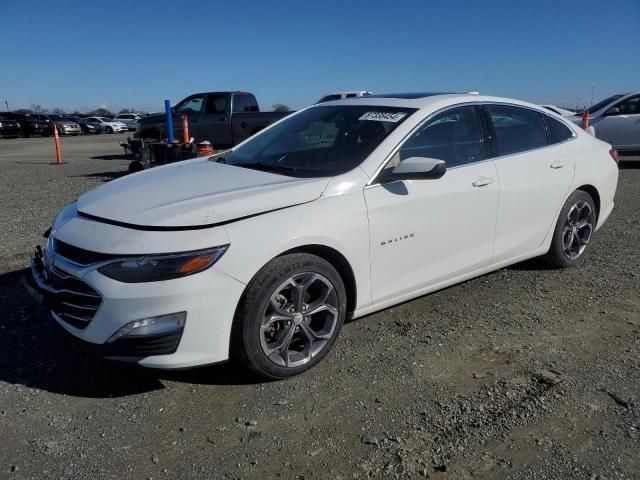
[134,91,293,147]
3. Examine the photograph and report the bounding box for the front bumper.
[59,126,81,135]
[23,243,246,369]
[0,125,21,137]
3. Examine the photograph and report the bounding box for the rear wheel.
[231,253,347,379]
[544,190,596,268]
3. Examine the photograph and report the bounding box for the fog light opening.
[107,312,186,343]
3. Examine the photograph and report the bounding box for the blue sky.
[1,0,638,113]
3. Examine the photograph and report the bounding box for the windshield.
[49,114,64,121]
[221,105,415,178]
[584,94,624,114]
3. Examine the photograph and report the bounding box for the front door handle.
[472,176,495,187]
[550,161,567,169]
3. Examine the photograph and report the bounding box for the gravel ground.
[0,136,638,479]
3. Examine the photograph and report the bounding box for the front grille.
[53,239,118,265]
[45,265,102,330]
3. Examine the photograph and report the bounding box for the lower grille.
[32,262,103,330]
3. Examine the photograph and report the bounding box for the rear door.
[365,105,499,303]
[485,105,575,263]
[596,95,640,149]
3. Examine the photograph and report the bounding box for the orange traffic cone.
[51,125,65,165]
[182,114,190,144]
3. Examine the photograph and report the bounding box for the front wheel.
[105,126,113,134]
[544,190,596,268]
[231,253,347,379]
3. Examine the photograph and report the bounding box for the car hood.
[76,159,329,228]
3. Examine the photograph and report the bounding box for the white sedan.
[570,91,640,151]
[86,116,128,134]
[25,93,619,379]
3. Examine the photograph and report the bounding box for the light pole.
[4,100,8,112]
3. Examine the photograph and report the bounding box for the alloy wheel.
[562,200,594,260]
[259,272,339,368]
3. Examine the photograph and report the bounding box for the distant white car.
[26,93,619,379]
[113,113,142,131]
[540,105,576,117]
[316,90,372,103]
[86,117,128,134]
[569,92,640,151]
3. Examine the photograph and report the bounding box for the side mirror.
[390,156,446,181]
[604,107,620,116]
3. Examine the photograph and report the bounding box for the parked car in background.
[66,116,104,134]
[0,114,21,138]
[316,90,373,103]
[46,114,81,136]
[134,91,292,147]
[571,92,640,151]
[86,117,128,133]
[113,113,142,131]
[540,105,576,116]
[24,93,618,378]
[3,112,52,137]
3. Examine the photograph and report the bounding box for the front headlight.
[0,122,3,127]
[97,246,228,283]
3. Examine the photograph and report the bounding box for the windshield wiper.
[233,161,298,176]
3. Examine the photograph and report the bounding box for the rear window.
[486,105,547,156]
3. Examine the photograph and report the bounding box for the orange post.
[53,125,64,164]
[182,114,190,143]
[581,110,590,130]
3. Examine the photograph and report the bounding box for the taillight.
[609,147,619,166]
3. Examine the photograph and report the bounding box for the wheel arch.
[576,184,601,221]
[278,244,357,315]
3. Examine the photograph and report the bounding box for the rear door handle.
[550,161,567,169]
[472,176,495,187]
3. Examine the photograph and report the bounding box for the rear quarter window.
[544,115,574,144]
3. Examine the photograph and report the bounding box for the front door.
[365,105,499,304]
[596,95,640,150]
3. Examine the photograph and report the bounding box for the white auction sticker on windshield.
[359,111,407,123]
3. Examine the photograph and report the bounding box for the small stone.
[10,465,18,473]
[361,434,379,446]
[152,455,159,464]
[473,372,487,379]
[534,370,562,386]
[308,448,323,457]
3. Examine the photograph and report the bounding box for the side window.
[398,106,484,168]
[176,95,205,115]
[205,94,227,114]
[545,115,574,144]
[232,94,258,113]
[345,93,357,98]
[614,96,640,115]
[318,94,342,103]
[486,105,547,156]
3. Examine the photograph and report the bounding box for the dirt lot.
[0,135,638,479]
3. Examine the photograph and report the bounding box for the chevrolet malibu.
[24,93,619,379]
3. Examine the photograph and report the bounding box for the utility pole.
[4,100,8,112]
[591,87,595,107]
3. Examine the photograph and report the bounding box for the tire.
[231,253,347,379]
[106,127,113,134]
[544,190,597,268]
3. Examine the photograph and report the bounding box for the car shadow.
[91,154,131,161]
[69,171,127,182]
[619,160,640,169]
[0,267,262,399]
